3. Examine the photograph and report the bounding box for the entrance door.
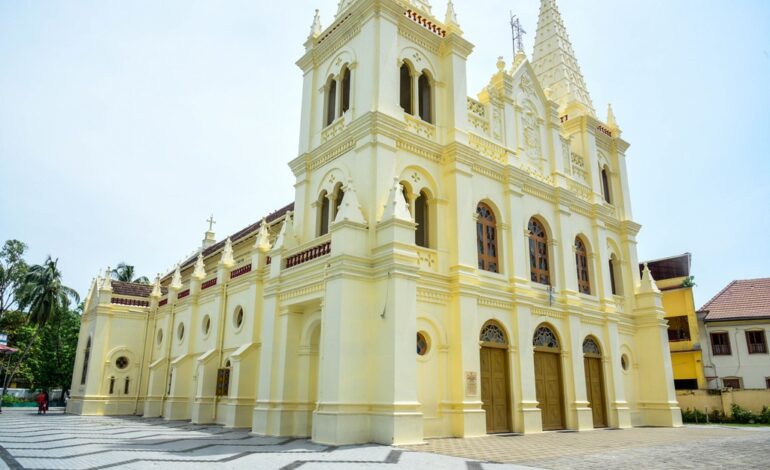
[584,356,607,427]
[480,346,511,433]
[534,351,565,430]
[583,337,607,428]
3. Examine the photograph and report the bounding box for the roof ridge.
[732,277,770,283]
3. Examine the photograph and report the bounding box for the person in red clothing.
[35,391,46,415]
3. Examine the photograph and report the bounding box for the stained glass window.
[575,238,591,295]
[476,203,499,273]
[582,337,601,355]
[533,326,559,349]
[528,218,550,285]
[480,323,507,344]
[115,356,129,369]
[80,338,91,385]
[416,332,429,356]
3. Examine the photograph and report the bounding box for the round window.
[234,307,244,328]
[621,354,629,371]
[202,315,211,335]
[115,356,129,369]
[157,329,163,345]
[177,322,185,341]
[416,332,429,356]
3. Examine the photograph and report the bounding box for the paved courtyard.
[0,410,768,469]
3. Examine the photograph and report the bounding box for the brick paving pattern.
[403,426,770,469]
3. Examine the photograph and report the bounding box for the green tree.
[112,262,150,284]
[0,257,79,409]
[0,310,38,388]
[0,240,28,322]
[31,305,81,398]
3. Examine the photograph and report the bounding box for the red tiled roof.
[699,278,770,322]
[112,280,167,298]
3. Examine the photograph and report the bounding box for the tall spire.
[531,0,595,116]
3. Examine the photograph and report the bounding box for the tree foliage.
[112,262,150,284]
[0,240,28,321]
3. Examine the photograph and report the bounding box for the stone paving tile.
[0,411,526,470]
[402,426,770,469]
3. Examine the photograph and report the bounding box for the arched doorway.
[479,322,511,433]
[583,337,607,427]
[533,324,565,430]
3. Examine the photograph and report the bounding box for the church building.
[67,0,682,445]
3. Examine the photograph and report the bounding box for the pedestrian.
[43,391,49,414]
[35,391,45,415]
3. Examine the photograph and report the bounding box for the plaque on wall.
[465,371,478,396]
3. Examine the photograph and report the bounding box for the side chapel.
[68,0,682,444]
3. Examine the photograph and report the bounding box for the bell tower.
[283,0,474,446]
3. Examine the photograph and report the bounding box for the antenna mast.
[510,12,526,57]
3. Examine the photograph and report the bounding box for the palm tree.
[0,257,79,410]
[111,262,150,284]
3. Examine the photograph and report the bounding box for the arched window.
[217,360,231,397]
[318,191,330,236]
[109,376,115,395]
[533,325,560,349]
[124,377,130,395]
[341,67,351,114]
[325,78,337,126]
[80,338,91,385]
[601,166,612,204]
[528,218,550,285]
[583,337,602,356]
[480,323,507,345]
[575,237,591,295]
[476,203,499,273]
[609,253,622,295]
[418,72,432,123]
[400,63,413,114]
[414,190,429,248]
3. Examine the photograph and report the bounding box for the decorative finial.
[274,211,299,250]
[170,265,182,290]
[220,237,235,267]
[607,103,618,128]
[310,9,322,38]
[381,177,413,222]
[445,1,461,33]
[206,214,216,232]
[255,218,272,253]
[192,253,206,280]
[639,262,660,294]
[496,56,506,72]
[101,267,112,291]
[150,275,162,298]
[333,179,367,225]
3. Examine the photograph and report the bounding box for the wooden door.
[480,347,511,433]
[584,356,607,427]
[534,351,565,430]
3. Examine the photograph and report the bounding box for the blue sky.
[1,0,768,307]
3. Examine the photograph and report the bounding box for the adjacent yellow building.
[67,0,681,445]
[643,254,706,390]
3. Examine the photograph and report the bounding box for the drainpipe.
[133,306,153,415]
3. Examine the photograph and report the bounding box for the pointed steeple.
[101,267,112,291]
[333,180,367,225]
[531,0,595,116]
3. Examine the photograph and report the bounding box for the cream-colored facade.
[67,0,682,445]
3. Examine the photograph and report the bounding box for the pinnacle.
[531,0,595,116]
